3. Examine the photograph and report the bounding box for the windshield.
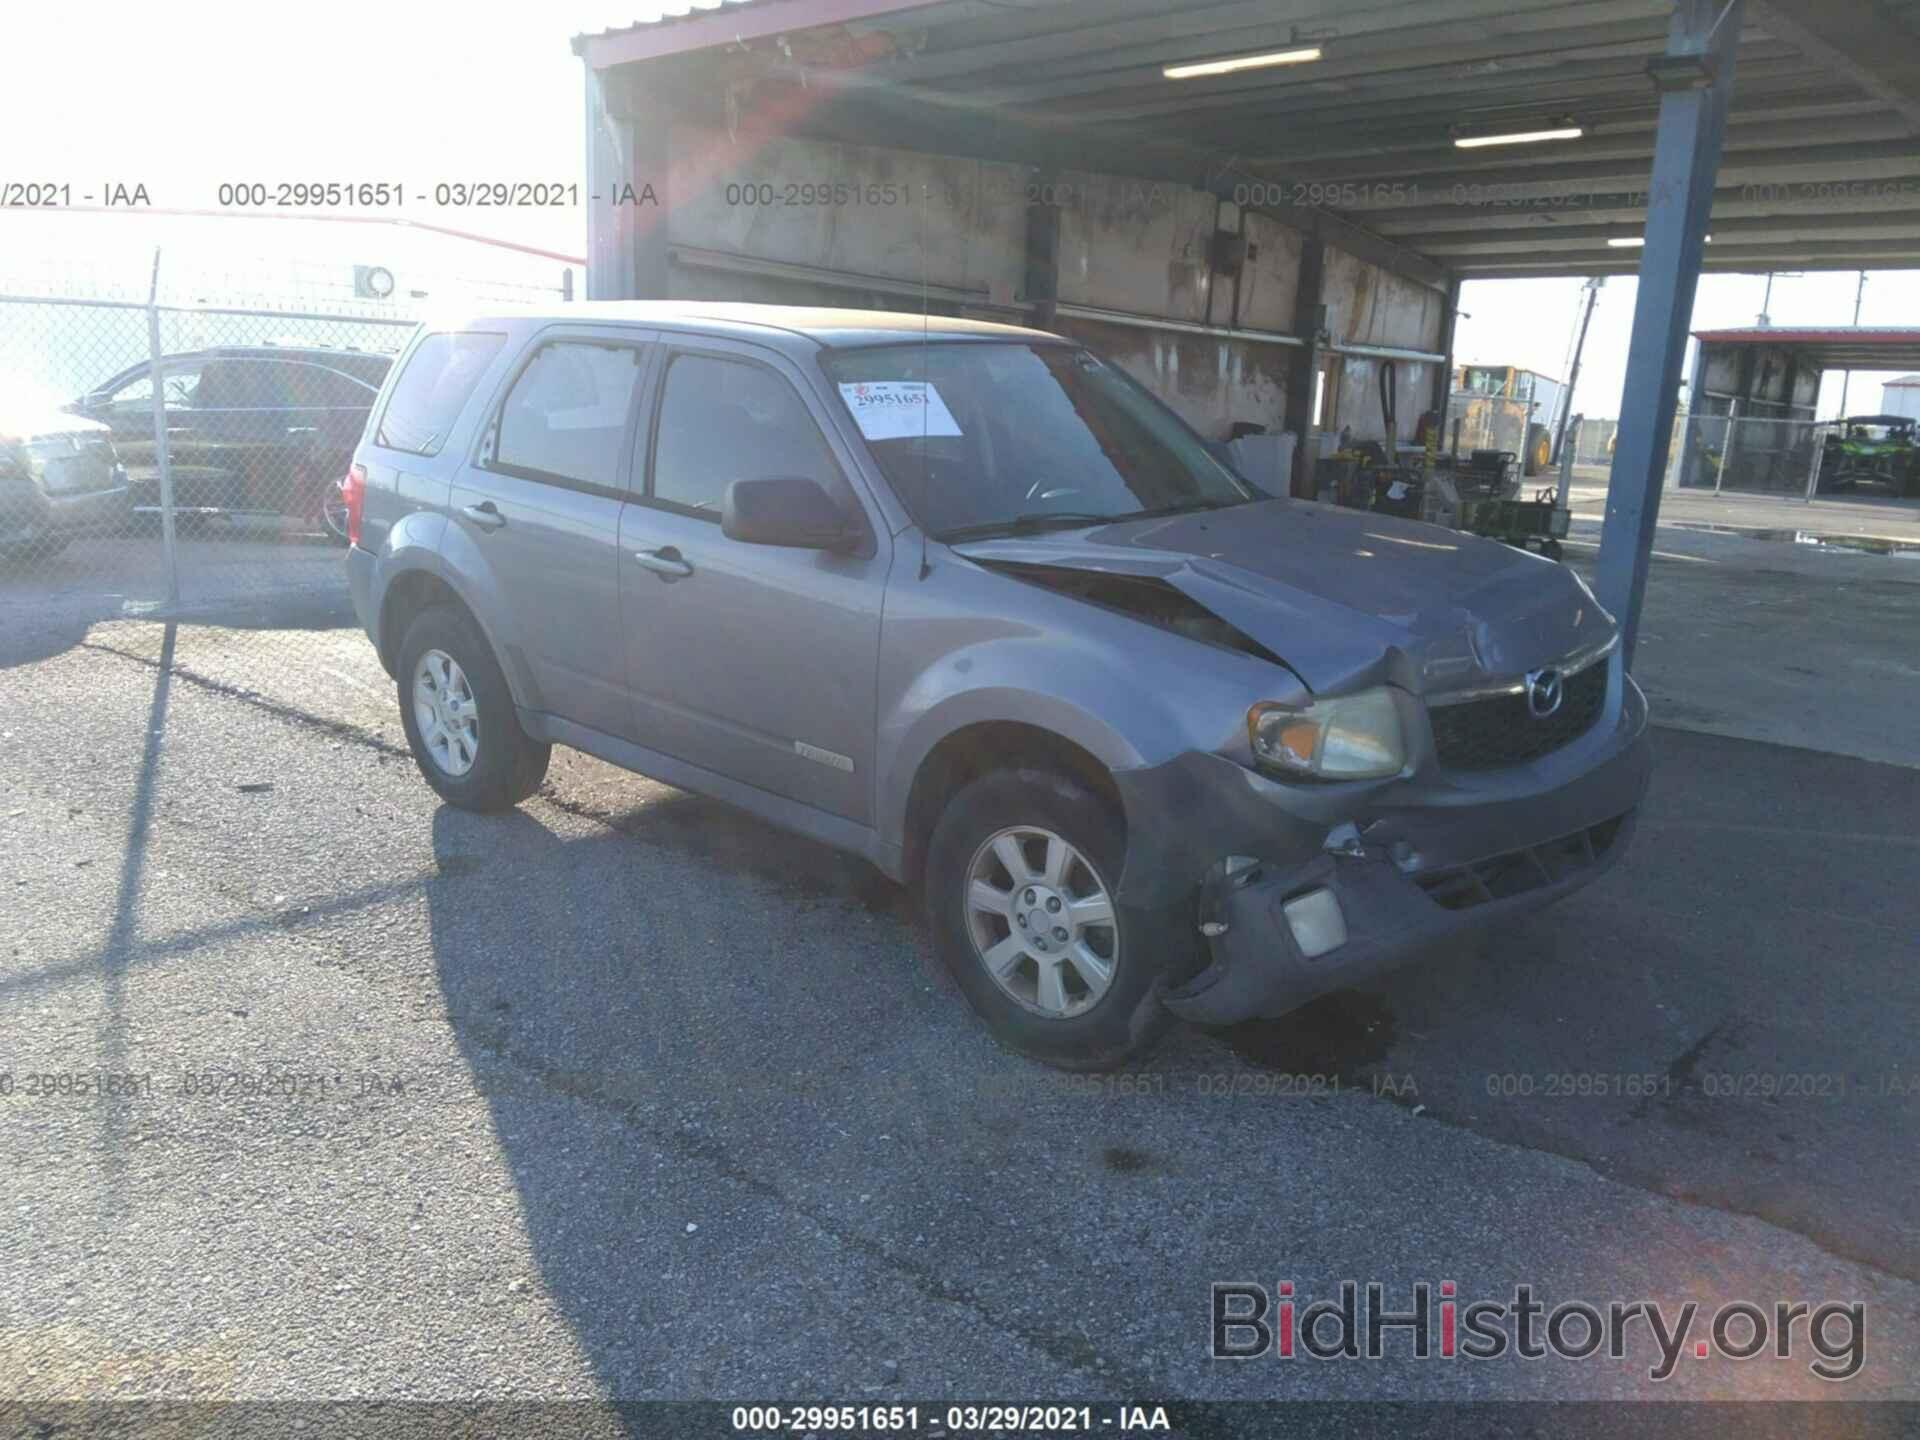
[824,341,1255,539]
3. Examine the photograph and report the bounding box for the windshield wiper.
[1117,497,1253,521]
[933,512,1117,543]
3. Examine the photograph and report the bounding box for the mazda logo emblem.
[1525,667,1565,719]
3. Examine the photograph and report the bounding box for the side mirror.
[722,476,859,550]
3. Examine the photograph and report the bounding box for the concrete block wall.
[610,123,1447,445]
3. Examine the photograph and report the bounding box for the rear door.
[185,356,289,511]
[277,358,386,523]
[363,329,513,543]
[448,327,656,741]
[618,338,887,825]
[87,357,206,509]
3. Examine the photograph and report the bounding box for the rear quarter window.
[376,331,507,456]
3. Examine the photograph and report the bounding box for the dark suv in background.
[73,345,393,542]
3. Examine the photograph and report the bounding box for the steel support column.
[1284,224,1327,499]
[583,66,637,299]
[1676,342,1708,491]
[1431,275,1463,447]
[1595,0,1743,668]
[1024,173,1062,332]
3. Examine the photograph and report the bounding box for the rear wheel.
[396,605,549,811]
[1523,422,1552,477]
[924,767,1187,1069]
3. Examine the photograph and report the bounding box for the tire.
[1523,422,1551,477]
[395,604,550,812]
[924,767,1187,1070]
[0,533,67,563]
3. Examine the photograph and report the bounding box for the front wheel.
[396,605,549,811]
[924,767,1188,1069]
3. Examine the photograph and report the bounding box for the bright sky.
[4,0,1913,419]
[1456,270,1920,423]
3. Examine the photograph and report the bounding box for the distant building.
[1882,375,1920,422]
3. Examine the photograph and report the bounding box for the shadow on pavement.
[416,721,1920,1409]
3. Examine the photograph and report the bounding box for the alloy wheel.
[964,825,1119,1018]
[413,649,479,777]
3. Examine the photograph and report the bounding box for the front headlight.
[1248,687,1407,780]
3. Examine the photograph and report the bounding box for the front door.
[618,341,887,825]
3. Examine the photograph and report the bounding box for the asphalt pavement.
[1,528,1917,1421]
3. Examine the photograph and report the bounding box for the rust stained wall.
[1054,173,1220,323]
[664,124,1029,300]
[1323,245,1446,353]
[1054,316,1291,440]
[1233,211,1303,333]
[1331,356,1436,445]
[651,128,1468,441]
[1699,341,1822,412]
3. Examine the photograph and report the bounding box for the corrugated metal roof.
[572,0,767,50]
[574,0,1920,282]
[572,0,933,58]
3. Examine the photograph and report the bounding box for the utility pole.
[1837,269,1867,416]
[1756,269,1804,328]
[1553,276,1605,464]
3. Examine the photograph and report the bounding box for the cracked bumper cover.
[1111,678,1652,1026]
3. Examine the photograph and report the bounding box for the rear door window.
[281,361,381,411]
[376,331,507,456]
[487,340,645,492]
[194,359,286,412]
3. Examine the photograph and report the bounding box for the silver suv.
[344,303,1650,1069]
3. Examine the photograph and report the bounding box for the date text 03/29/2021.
[728,1405,1171,1432]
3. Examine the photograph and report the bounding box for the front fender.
[876,633,1190,866]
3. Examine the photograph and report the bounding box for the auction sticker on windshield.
[838,381,962,441]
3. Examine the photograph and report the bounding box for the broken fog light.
[1248,687,1407,779]
[1282,887,1348,958]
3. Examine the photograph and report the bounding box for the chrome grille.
[1428,661,1608,771]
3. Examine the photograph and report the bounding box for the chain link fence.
[0,256,558,735]
[1673,412,1829,497]
[1568,417,1618,466]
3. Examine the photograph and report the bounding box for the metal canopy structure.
[575,0,1920,662]
[1692,325,1920,371]
[577,0,1920,282]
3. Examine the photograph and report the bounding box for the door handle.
[631,545,693,580]
[461,501,507,532]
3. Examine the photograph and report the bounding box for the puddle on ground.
[1211,990,1398,1079]
[1673,523,1920,556]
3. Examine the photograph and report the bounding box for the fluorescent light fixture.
[1164,46,1322,79]
[1452,125,1584,149]
[1606,235,1711,247]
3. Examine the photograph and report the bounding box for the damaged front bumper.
[1112,671,1652,1026]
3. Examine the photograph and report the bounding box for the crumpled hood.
[949,497,1613,694]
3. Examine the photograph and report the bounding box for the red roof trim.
[1692,328,1920,345]
[579,0,945,69]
